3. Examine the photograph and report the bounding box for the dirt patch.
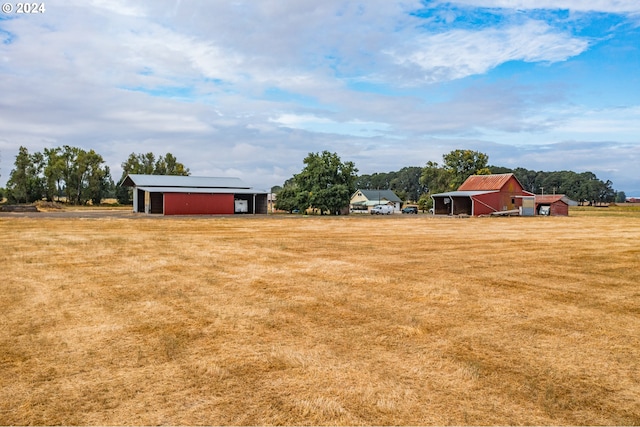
[34,201,64,211]
[0,204,39,212]
[0,208,135,219]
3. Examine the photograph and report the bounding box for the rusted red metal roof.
[458,173,516,191]
[535,195,564,203]
[534,195,578,205]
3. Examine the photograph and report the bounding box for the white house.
[349,189,402,213]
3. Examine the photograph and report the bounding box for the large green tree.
[442,149,491,189]
[275,151,358,215]
[419,160,453,195]
[43,147,66,201]
[81,150,112,206]
[6,146,32,203]
[6,146,46,203]
[58,146,112,205]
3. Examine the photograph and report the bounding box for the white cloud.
[388,20,588,83]
[270,114,392,138]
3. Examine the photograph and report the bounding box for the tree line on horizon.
[1,146,621,208]
[358,150,619,207]
[274,149,621,214]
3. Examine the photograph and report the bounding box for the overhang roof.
[136,186,267,195]
[431,190,498,197]
[121,174,252,189]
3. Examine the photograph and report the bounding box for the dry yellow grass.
[1,212,639,425]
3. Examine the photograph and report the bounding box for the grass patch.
[1,215,639,425]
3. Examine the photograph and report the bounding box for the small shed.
[350,189,402,213]
[431,173,534,216]
[120,174,268,215]
[535,194,577,216]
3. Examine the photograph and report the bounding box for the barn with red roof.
[431,173,535,216]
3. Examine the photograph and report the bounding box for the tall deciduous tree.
[58,146,111,205]
[419,160,452,195]
[275,151,358,215]
[43,147,64,201]
[442,149,491,189]
[6,146,31,203]
[6,146,45,203]
[80,150,112,206]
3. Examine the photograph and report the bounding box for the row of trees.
[5,146,112,205]
[489,166,617,204]
[3,146,189,205]
[355,166,426,202]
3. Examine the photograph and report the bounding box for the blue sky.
[1,0,639,195]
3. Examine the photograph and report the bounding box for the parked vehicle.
[371,205,394,215]
[402,206,418,214]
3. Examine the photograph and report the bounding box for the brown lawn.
[1,211,639,425]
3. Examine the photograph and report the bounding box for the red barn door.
[164,193,234,215]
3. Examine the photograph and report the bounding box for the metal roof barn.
[120,174,268,215]
[431,174,534,216]
[121,174,252,189]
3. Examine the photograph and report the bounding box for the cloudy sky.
[1,1,639,194]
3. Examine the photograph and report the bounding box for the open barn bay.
[1,212,639,425]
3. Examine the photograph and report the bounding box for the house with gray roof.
[349,189,402,214]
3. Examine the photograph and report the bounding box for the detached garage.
[535,194,577,216]
[121,174,268,215]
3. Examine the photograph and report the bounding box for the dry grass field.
[1,210,639,425]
